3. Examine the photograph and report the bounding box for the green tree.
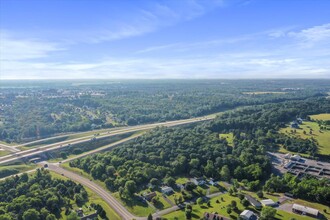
[242,198,250,207]
[197,197,203,206]
[0,214,12,220]
[231,200,237,210]
[46,214,57,220]
[124,180,137,195]
[66,212,80,220]
[189,158,200,169]
[261,206,277,220]
[220,165,231,181]
[147,213,153,220]
[22,209,40,220]
[226,206,232,214]
[257,191,263,198]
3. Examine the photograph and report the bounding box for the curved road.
[46,163,138,220]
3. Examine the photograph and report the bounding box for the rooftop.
[293,204,319,216]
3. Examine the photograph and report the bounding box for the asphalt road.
[45,163,138,220]
[0,143,20,152]
[0,115,215,165]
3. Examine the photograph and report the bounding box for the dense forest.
[0,169,92,220]
[1,79,329,143]
[264,174,330,205]
[69,97,330,205]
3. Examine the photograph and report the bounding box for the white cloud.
[2,53,329,80]
[0,31,64,61]
[288,23,330,43]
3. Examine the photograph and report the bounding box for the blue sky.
[0,0,330,79]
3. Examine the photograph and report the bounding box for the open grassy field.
[310,113,330,121]
[219,133,234,146]
[0,163,37,178]
[49,171,121,220]
[279,121,330,155]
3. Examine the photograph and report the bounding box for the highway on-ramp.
[45,163,138,220]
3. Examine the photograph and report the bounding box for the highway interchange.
[0,114,215,165]
[0,114,217,219]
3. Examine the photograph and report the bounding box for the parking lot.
[267,152,330,179]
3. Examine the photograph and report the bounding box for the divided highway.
[0,115,219,219]
[0,115,215,165]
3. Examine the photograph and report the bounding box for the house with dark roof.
[143,192,157,201]
[191,177,206,186]
[244,195,262,209]
[290,121,299,128]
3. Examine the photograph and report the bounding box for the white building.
[284,153,292,159]
[261,199,277,207]
[291,154,301,161]
[240,210,257,220]
[292,204,319,218]
[161,186,174,195]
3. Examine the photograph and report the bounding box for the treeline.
[0,169,89,220]
[264,174,330,205]
[1,79,328,143]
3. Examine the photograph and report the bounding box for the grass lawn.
[279,121,330,155]
[0,163,37,178]
[289,199,330,220]
[163,192,326,220]
[113,192,155,217]
[242,190,281,203]
[275,210,315,220]
[138,188,172,210]
[49,171,121,220]
[163,193,249,220]
[167,191,184,205]
[209,185,220,194]
[156,192,172,210]
[310,113,330,121]
[219,133,234,146]
[176,177,189,184]
[0,149,11,156]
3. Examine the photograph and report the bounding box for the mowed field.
[280,120,330,155]
[310,113,330,121]
[219,133,234,146]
